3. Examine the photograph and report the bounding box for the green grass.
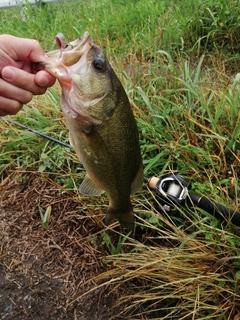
[0,0,239,318]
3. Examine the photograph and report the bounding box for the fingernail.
[2,67,15,81]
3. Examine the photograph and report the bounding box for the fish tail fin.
[104,207,135,232]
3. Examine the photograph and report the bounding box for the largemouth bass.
[44,32,143,231]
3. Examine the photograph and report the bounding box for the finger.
[35,70,56,88]
[0,96,23,116]
[0,35,46,63]
[0,78,33,104]
[2,67,46,96]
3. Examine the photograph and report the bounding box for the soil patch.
[0,171,125,320]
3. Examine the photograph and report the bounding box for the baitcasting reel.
[144,174,240,227]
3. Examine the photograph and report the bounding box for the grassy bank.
[0,0,239,318]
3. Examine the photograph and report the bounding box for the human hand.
[0,34,56,116]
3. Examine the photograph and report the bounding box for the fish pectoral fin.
[131,161,143,194]
[79,174,104,196]
[69,132,75,149]
[87,94,117,121]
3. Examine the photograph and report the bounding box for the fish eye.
[93,59,105,71]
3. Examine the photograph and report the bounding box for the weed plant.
[0,0,239,318]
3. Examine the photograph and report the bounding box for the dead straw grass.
[1,170,240,319]
[0,170,122,319]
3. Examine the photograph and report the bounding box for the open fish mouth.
[44,31,93,80]
[43,32,103,124]
[47,31,92,63]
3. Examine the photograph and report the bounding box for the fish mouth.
[44,32,100,124]
[46,31,91,63]
[44,31,92,80]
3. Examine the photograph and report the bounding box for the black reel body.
[155,175,189,210]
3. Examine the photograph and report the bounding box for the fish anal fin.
[79,174,104,196]
[131,161,143,195]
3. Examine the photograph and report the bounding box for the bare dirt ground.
[0,171,129,320]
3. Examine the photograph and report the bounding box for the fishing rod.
[4,119,71,149]
[144,174,240,227]
[3,118,240,227]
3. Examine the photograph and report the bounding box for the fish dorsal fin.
[79,174,104,196]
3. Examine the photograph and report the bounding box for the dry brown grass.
[0,171,121,319]
[1,170,240,319]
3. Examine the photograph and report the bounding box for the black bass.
[44,32,143,231]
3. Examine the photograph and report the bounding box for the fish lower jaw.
[61,94,101,125]
[45,63,71,85]
[64,109,102,125]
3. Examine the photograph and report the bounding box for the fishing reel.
[145,174,240,227]
[145,174,189,212]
